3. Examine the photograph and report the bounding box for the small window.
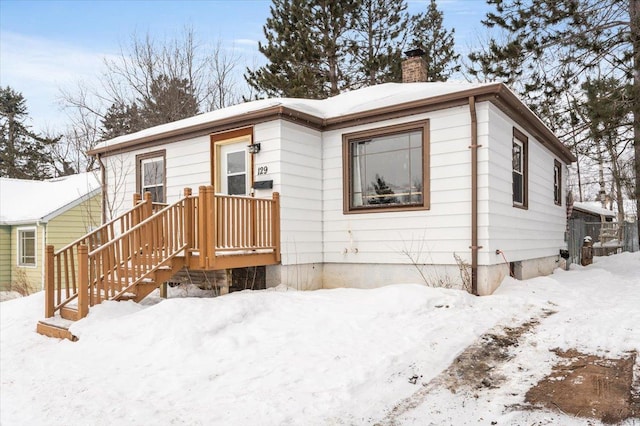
[512,128,528,208]
[136,151,166,203]
[343,121,429,213]
[554,160,562,206]
[18,227,36,266]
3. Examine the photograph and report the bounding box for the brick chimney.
[402,48,428,83]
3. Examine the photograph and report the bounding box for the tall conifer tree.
[410,0,460,81]
[245,0,358,99]
[0,87,57,179]
[468,0,639,242]
[350,0,409,86]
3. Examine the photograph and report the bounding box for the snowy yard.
[1,253,639,425]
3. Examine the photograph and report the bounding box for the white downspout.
[38,221,46,291]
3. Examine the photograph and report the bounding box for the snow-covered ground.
[1,253,639,425]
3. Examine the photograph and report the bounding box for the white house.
[87,56,575,297]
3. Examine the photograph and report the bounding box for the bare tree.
[59,28,245,176]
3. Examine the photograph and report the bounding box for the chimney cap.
[404,48,425,58]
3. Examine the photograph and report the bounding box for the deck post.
[272,192,281,262]
[77,244,89,320]
[45,245,55,318]
[133,193,142,226]
[206,186,216,269]
[143,191,153,219]
[198,186,208,268]
[183,187,193,265]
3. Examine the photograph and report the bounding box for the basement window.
[18,227,36,267]
[343,121,429,213]
[136,151,166,203]
[512,128,528,209]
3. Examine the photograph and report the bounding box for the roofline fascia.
[88,106,324,156]
[0,219,44,226]
[41,188,101,223]
[89,83,576,164]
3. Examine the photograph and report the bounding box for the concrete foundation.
[267,254,561,296]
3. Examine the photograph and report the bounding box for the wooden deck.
[37,186,280,339]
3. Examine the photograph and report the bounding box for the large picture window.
[512,128,528,208]
[343,121,429,213]
[136,151,166,203]
[554,160,562,206]
[18,227,36,267]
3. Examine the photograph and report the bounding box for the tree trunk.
[630,0,640,242]
[597,144,607,208]
[606,137,626,223]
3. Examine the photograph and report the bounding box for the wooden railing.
[44,192,156,317]
[195,186,280,268]
[86,197,188,305]
[44,187,281,320]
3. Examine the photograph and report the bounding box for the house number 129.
[257,166,268,175]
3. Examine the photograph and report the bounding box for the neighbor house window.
[554,160,562,206]
[136,151,166,203]
[512,128,528,208]
[343,121,429,213]
[18,227,36,266]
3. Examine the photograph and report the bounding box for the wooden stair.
[36,257,184,341]
[37,317,78,341]
[37,187,281,341]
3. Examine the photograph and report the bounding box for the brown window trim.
[342,120,430,214]
[554,159,562,206]
[512,127,528,210]
[136,150,166,202]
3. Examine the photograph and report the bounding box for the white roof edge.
[41,187,101,223]
[93,82,499,152]
[573,202,616,217]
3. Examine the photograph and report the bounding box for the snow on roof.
[93,81,496,151]
[573,201,616,218]
[0,172,101,225]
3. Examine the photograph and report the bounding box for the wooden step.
[60,306,78,321]
[37,318,78,341]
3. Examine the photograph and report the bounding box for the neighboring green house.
[0,173,101,293]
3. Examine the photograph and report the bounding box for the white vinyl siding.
[323,105,475,266]
[483,103,566,264]
[267,121,323,265]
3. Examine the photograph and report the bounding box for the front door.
[219,142,249,195]
[211,127,253,195]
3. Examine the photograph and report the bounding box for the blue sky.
[0,0,492,133]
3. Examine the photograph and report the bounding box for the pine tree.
[139,75,199,127]
[99,76,198,140]
[100,102,143,140]
[580,77,631,222]
[245,0,358,99]
[467,0,639,238]
[350,0,409,86]
[410,0,460,81]
[0,87,58,179]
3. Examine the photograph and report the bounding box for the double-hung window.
[553,160,562,206]
[512,128,528,208]
[136,151,166,203]
[343,121,429,213]
[18,227,36,267]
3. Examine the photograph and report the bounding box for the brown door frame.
[210,127,254,194]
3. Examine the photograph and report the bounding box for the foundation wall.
[267,255,561,296]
